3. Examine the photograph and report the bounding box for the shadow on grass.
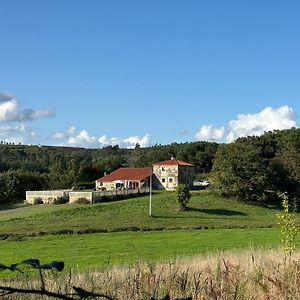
[0,204,21,212]
[187,207,247,216]
[152,207,247,219]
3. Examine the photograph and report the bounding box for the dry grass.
[2,248,300,299]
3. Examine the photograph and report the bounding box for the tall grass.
[2,248,300,299]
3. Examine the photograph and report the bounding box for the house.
[152,158,194,190]
[95,167,152,191]
[95,158,195,191]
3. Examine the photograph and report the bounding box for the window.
[162,178,166,183]
[161,167,165,171]
[169,178,173,183]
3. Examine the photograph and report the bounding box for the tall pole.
[149,171,152,217]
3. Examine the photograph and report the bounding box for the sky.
[0,0,299,148]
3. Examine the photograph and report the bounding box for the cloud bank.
[52,127,152,149]
[195,105,297,143]
[0,92,55,143]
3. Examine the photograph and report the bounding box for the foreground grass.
[0,228,289,270]
[2,248,300,299]
[0,190,285,236]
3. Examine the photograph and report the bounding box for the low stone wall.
[26,188,150,204]
[25,190,70,204]
[69,192,93,203]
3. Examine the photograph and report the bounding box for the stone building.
[95,158,194,191]
[152,158,194,190]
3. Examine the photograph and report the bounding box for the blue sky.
[0,0,299,148]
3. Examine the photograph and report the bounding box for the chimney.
[104,172,107,176]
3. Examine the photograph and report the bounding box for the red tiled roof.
[96,167,153,182]
[153,159,194,166]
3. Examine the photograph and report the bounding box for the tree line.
[0,141,218,204]
[0,128,299,205]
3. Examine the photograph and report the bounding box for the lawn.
[0,228,285,271]
[0,190,284,237]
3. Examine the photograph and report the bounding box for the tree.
[211,139,273,202]
[176,184,191,211]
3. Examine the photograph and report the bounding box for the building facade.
[95,167,152,191]
[95,158,194,191]
[152,158,194,190]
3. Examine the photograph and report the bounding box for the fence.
[92,188,150,202]
[26,188,150,204]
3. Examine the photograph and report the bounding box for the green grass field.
[0,190,295,271]
[0,190,284,236]
[0,228,286,271]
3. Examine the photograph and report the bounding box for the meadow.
[0,190,283,237]
[1,190,300,299]
[0,190,296,271]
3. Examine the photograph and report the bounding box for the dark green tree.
[176,184,191,211]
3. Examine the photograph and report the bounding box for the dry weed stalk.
[2,249,300,299]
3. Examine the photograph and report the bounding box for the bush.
[74,197,90,204]
[176,184,191,211]
[53,196,68,205]
[33,197,43,205]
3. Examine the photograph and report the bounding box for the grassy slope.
[0,190,283,236]
[0,190,297,270]
[0,228,284,270]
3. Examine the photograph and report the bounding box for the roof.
[153,159,194,167]
[96,167,153,182]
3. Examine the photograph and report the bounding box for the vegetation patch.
[0,228,288,270]
[0,190,286,237]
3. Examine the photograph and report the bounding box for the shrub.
[277,192,299,259]
[176,184,191,211]
[53,196,68,205]
[33,197,43,205]
[74,197,90,204]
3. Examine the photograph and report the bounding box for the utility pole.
[149,171,152,217]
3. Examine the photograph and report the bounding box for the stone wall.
[69,192,93,203]
[26,188,150,204]
[25,190,70,204]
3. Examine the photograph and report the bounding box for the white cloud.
[0,92,54,144]
[68,130,98,147]
[195,105,297,143]
[98,135,109,145]
[52,127,152,148]
[0,123,37,144]
[123,134,151,148]
[0,97,18,122]
[195,125,225,141]
[0,93,54,122]
[226,105,296,142]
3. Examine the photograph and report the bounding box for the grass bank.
[0,228,286,270]
[0,190,284,237]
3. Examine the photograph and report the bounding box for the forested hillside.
[0,128,299,205]
[0,141,218,204]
